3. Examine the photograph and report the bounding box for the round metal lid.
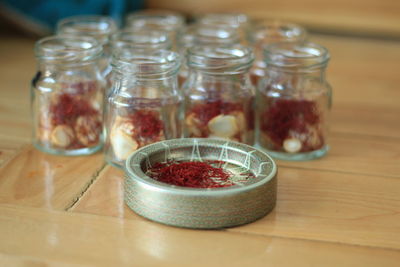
[124,138,277,229]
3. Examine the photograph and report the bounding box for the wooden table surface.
[0,30,399,266]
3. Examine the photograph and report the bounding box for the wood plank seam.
[0,144,29,169]
[64,163,107,211]
[226,228,400,252]
[278,165,400,179]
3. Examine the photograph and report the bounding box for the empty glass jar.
[248,20,306,88]
[183,45,255,144]
[105,49,182,167]
[57,15,117,79]
[125,10,185,50]
[32,36,105,155]
[257,42,332,160]
[110,29,172,52]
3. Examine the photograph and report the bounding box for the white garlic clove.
[50,125,75,148]
[185,113,202,137]
[208,114,238,138]
[75,115,101,146]
[283,138,302,153]
[230,111,246,132]
[110,128,139,161]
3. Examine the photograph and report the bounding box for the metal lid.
[124,138,277,229]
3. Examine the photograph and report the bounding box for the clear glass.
[177,24,241,87]
[183,45,255,144]
[110,29,171,52]
[105,49,182,168]
[196,13,249,45]
[125,9,185,50]
[32,36,105,155]
[56,15,117,80]
[248,20,307,88]
[257,42,332,160]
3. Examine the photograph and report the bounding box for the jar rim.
[110,29,172,51]
[56,15,117,45]
[197,13,249,29]
[125,10,185,32]
[178,24,240,48]
[111,49,181,77]
[35,35,103,62]
[187,45,254,74]
[263,42,330,68]
[250,20,307,44]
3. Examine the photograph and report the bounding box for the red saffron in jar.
[261,98,320,146]
[190,100,243,126]
[147,160,235,188]
[50,93,98,126]
[128,110,163,138]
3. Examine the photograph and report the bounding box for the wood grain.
[71,165,400,250]
[1,204,399,267]
[0,145,105,210]
[148,0,400,37]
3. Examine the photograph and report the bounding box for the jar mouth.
[56,15,117,45]
[178,24,240,48]
[110,29,172,51]
[35,35,103,62]
[188,45,254,74]
[197,13,249,29]
[264,42,330,69]
[111,49,181,77]
[125,11,185,32]
[250,20,307,44]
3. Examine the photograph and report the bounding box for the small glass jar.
[196,13,249,44]
[125,10,185,50]
[110,29,172,52]
[32,36,105,155]
[177,24,240,87]
[56,15,117,79]
[183,45,255,144]
[105,49,182,168]
[258,42,332,160]
[248,20,307,88]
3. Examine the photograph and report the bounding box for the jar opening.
[188,45,254,74]
[35,35,102,62]
[197,13,249,29]
[111,49,181,78]
[57,15,117,45]
[126,11,185,32]
[110,29,172,51]
[179,24,240,48]
[264,42,329,69]
[251,20,307,44]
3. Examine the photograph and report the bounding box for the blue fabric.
[2,0,144,30]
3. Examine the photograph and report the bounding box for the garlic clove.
[283,138,302,153]
[75,115,101,146]
[208,114,238,138]
[110,128,139,161]
[230,111,246,132]
[185,113,202,137]
[50,125,75,148]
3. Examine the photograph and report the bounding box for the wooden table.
[0,31,399,266]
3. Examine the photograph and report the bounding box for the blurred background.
[0,0,399,38]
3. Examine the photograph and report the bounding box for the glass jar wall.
[248,20,306,88]
[105,49,182,168]
[183,45,255,144]
[31,36,105,155]
[257,42,332,160]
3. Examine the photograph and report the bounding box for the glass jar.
[56,15,117,79]
[125,10,185,50]
[32,36,105,155]
[258,42,332,160]
[110,29,172,52]
[196,13,249,44]
[248,20,306,88]
[177,24,240,87]
[105,49,182,167]
[183,45,255,144]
